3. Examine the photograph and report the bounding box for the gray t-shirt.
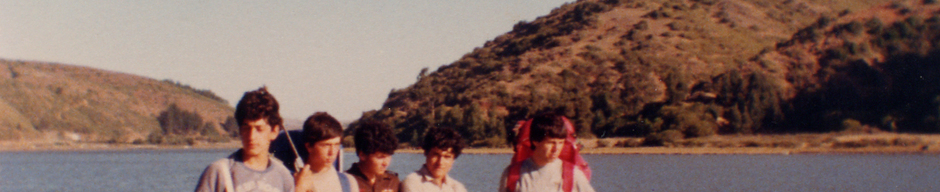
[195,150,295,192]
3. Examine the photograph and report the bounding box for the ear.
[267,125,282,140]
[303,142,314,153]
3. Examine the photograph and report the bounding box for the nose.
[242,128,257,141]
[382,158,391,167]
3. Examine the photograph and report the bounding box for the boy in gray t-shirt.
[195,87,295,192]
[196,151,295,192]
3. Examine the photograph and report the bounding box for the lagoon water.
[2,149,939,191]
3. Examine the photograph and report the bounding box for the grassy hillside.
[0,59,235,144]
[352,0,939,147]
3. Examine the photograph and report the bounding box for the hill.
[0,59,236,145]
[352,0,940,147]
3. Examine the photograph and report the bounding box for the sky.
[0,0,575,121]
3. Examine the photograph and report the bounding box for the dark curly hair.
[302,112,343,145]
[354,121,398,155]
[529,113,567,142]
[421,127,465,158]
[234,87,283,129]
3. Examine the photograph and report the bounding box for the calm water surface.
[2,149,939,191]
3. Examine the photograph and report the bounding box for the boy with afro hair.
[346,121,401,192]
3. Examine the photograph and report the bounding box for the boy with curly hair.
[346,121,401,192]
[195,87,295,192]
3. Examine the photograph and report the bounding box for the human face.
[306,137,341,167]
[532,137,565,162]
[424,147,456,180]
[239,118,280,159]
[358,151,392,176]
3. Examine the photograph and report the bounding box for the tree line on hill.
[145,104,238,145]
[349,0,940,147]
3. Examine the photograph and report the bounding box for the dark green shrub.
[841,119,864,132]
[615,139,643,147]
[156,104,209,135]
[643,129,684,146]
[667,21,691,31]
[865,18,884,35]
[839,21,865,35]
[634,20,649,31]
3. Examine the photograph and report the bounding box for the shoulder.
[450,177,468,191]
[384,170,401,181]
[272,162,293,175]
[265,157,293,175]
[403,172,421,183]
[400,172,421,192]
[341,173,361,192]
[402,172,425,189]
[572,167,594,191]
[196,158,234,192]
[264,158,295,187]
[573,168,590,182]
[203,158,233,173]
[499,164,513,180]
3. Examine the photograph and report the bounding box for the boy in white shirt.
[402,128,468,192]
[499,114,594,192]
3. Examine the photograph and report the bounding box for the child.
[294,112,359,192]
[195,87,295,192]
[402,127,468,192]
[499,113,594,192]
[346,121,401,192]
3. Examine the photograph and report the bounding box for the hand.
[294,164,314,192]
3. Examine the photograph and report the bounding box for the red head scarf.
[506,116,591,192]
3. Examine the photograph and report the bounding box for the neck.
[426,165,445,186]
[309,161,333,174]
[242,152,270,171]
[431,176,445,186]
[359,164,381,184]
[531,156,555,167]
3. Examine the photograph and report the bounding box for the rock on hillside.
[351,0,939,147]
[0,59,235,144]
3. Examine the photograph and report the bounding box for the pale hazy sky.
[0,0,574,121]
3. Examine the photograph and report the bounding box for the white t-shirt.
[499,158,594,192]
[402,165,467,192]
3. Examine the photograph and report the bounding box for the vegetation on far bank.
[0,60,236,144]
[4,0,940,150]
[350,0,940,148]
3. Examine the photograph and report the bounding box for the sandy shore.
[4,133,940,154]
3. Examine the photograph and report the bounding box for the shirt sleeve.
[455,181,469,192]
[498,165,511,192]
[401,173,419,192]
[284,171,296,192]
[194,164,223,192]
[343,173,361,192]
[573,168,595,192]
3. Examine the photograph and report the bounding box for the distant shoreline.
[4,133,940,154]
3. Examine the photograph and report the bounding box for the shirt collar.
[417,164,449,184]
[348,162,393,181]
